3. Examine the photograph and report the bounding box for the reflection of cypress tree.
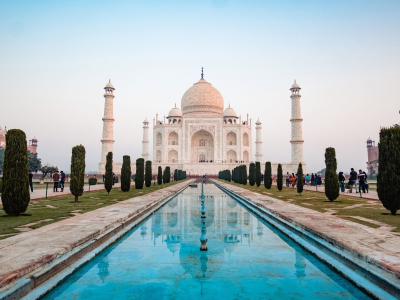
[200,253,208,277]
[294,251,306,280]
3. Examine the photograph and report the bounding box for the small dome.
[223,106,237,118]
[168,105,183,118]
[105,80,114,89]
[32,136,37,140]
[367,136,372,142]
[290,80,300,89]
[255,118,261,125]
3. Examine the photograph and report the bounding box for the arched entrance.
[191,130,214,162]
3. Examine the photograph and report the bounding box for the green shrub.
[157,166,162,185]
[377,127,400,215]
[297,163,304,195]
[249,163,256,186]
[145,160,152,187]
[121,155,131,192]
[264,162,272,189]
[88,178,98,185]
[1,130,30,215]
[0,179,3,194]
[178,170,182,181]
[174,169,177,181]
[277,164,283,191]
[165,166,171,183]
[255,162,261,187]
[70,145,86,202]
[135,158,145,189]
[242,165,247,185]
[325,147,339,201]
[105,152,113,195]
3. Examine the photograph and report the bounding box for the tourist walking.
[338,172,345,193]
[358,170,366,193]
[53,171,60,192]
[305,174,310,185]
[291,173,295,188]
[311,173,315,186]
[29,171,33,192]
[112,173,116,185]
[286,172,290,187]
[261,173,264,183]
[363,171,369,193]
[350,168,358,192]
[316,175,322,186]
[60,171,65,192]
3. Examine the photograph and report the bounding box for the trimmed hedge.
[157,166,162,185]
[88,178,98,185]
[325,147,339,201]
[70,145,86,202]
[249,163,256,186]
[277,164,283,191]
[145,160,152,187]
[105,152,113,195]
[264,162,272,189]
[255,162,261,187]
[297,163,304,195]
[121,155,131,192]
[1,129,30,215]
[135,158,145,189]
[0,179,3,194]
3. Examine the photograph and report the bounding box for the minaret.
[290,80,304,164]
[100,80,115,164]
[255,118,263,163]
[142,118,150,161]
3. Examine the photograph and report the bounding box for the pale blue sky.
[1,0,399,173]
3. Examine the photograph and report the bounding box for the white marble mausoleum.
[98,70,306,176]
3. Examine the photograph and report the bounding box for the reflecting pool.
[43,184,371,299]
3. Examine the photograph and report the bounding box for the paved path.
[29,183,127,200]
[214,180,400,290]
[272,182,379,200]
[0,180,193,297]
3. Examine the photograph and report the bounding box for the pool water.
[43,184,371,299]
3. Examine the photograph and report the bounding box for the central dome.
[181,78,224,115]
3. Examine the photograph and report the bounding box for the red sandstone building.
[0,126,38,154]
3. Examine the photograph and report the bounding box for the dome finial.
[201,67,204,79]
[109,79,111,83]
[229,103,230,108]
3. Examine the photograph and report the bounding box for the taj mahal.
[98,69,306,175]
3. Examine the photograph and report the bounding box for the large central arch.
[191,129,214,162]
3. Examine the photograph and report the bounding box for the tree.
[174,169,177,181]
[145,160,152,187]
[163,167,167,184]
[249,163,256,186]
[157,166,162,185]
[70,145,86,202]
[165,166,171,183]
[264,162,272,189]
[121,155,131,192]
[325,147,339,202]
[1,130,30,215]
[242,165,247,185]
[0,147,4,175]
[297,163,304,195]
[178,170,182,181]
[135,158,145,189]
[377,127,400,215]
[38,164,58,180]
[255,162,261,187]
[28,151,42,173]
[277,164,283,191]
[105,152,113,195]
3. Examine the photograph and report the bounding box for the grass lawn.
[0,180,185,240]
[217,180,400,233]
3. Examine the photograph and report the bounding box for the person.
[363,171,369,193]
[350,168,358,193]
[112,173,116,185]
[291,173,295,188]
[316,175,322,186]
[29,171,33,192]
[295,174,298,187]
[103,174,105,182]
[53,171,60,192]
[60,171,65,192]
[358,170,366,193]
[305,174,310,185]
[338,172,345,193]
[285,172,290,187]
[261,173,264,183]
[311,173,315,186]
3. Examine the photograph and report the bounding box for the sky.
[0,0,399,173]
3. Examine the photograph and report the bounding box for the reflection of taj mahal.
[99,70,306,175]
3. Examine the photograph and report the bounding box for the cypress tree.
[157,166,162,185]
[377,127,400,215]
[255,162,261,187]
[325,147,339,201]
[166,166,171,183]
[174,169,177,181]
[277,164,283,191]
[163,167,166,184]
[121,155,131,192]
[135,158,145,189]
[178,170,182,181]
[264,162,272,189]
[145,160,152,187]
[249,163,256,186]
[183,171,186,179]
[297,163,304,195]
[104,152,113,195]
[1,129,30,215]
[227,169,231,182]
[70,145,86,202]
[242,165,247,185]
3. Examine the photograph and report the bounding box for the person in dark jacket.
[60,171,66,192]
[311,173,315,186]
[53,171,60,192]
[316,175,322,186]
[358,170,366,193]
[350,168,358,193]
[363,171,369,193]
[29,171,33,192]
[338,172,345,193]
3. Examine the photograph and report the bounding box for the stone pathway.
[0,180,192,294]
